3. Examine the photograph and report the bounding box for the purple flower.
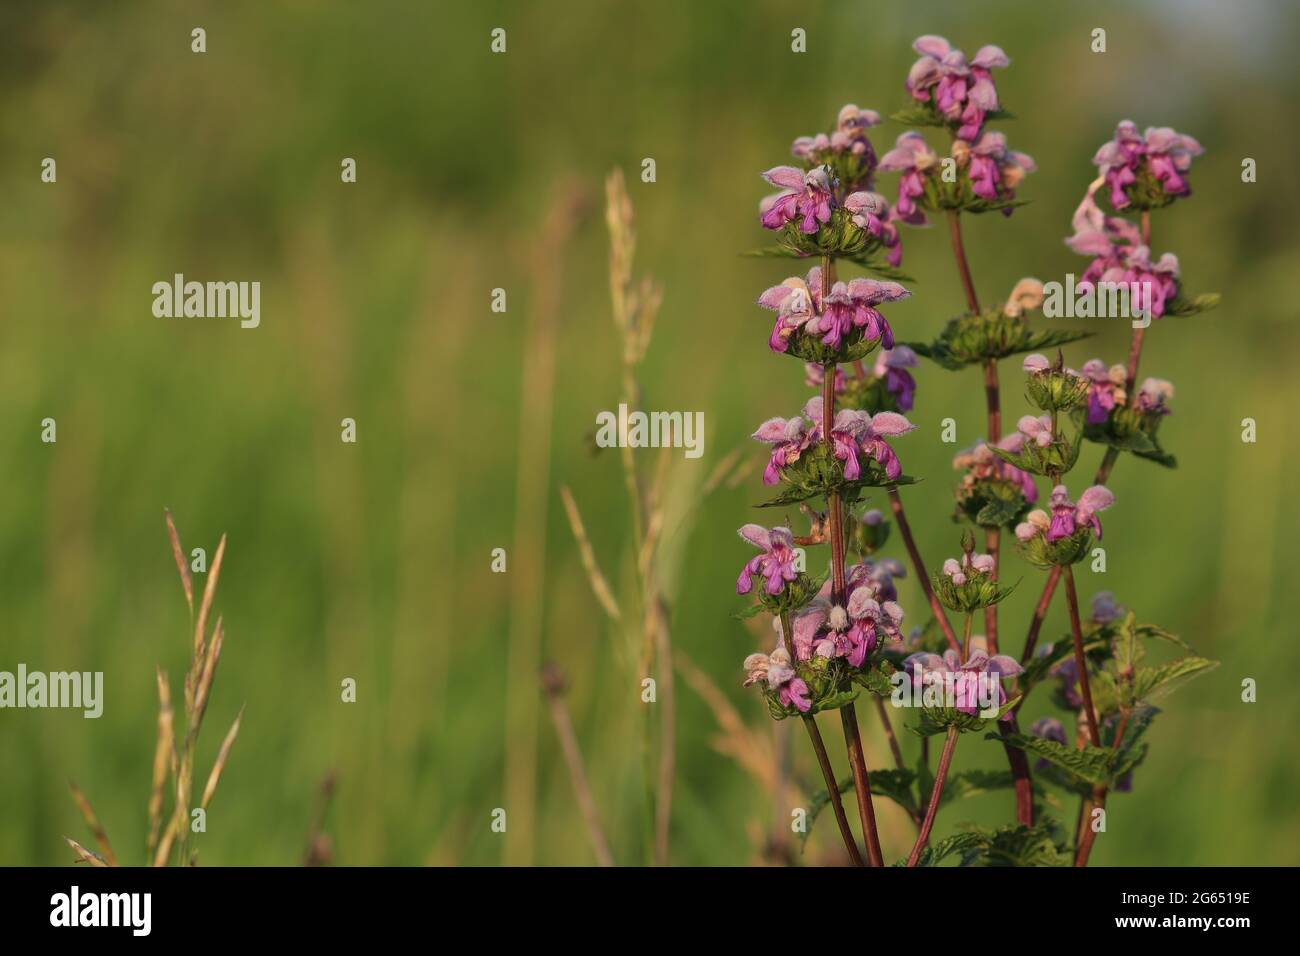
[961,131,1035,212]
[791,587,904,668]
[1080,358,1127,425]
[751,413,815,485]
[1043,484,1115,542]
[735,524,800,596]
[873,346,919,411]
[757,274,817,353]
[879,132,937,224]
[1029,717,1067,770]
[1090,591,1127,624]
[941,551,995,586]
[953,433,1039,504]
[906,36,1009,141]
[1066,178,1142,258]
[1093,120,1203,209]
[1135,377,1174,415]
[848,557,907,603]
[857,409,916,480]
[742,646,810,712]
[1016,414,1054,448]
[843,190,888,236]
[792,104,883,189]
[903,649,1023,719]
[760,165,835,233]
[759,268,908,354]
[1048,650,1083,708]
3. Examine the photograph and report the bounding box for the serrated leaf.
[942,769,1015,802]
[1165,292,1220,317]
[1133,656,1218,702]
[741,245,812,261]
[995,733,1116,787]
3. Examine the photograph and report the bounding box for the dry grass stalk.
[67,512,242,867]
[64,837,108,867]
[559,486,622,622]
[67,780,117,866]
[541,664,616,867]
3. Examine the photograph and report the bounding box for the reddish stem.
[907,725,959,866]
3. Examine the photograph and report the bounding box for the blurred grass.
[1,0,1298,865]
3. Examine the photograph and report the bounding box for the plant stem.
[802,715,864,866]
[983,526,1001,654]
[874,696,906,772]
[1075,709,1131,866]
[816,253,886,867]
[907,724,959,866]
[887,488,961,653]
[841,704,885,866]
[1062,566,1102,748]
[1020,565,1062,666]
[947,210,981,314]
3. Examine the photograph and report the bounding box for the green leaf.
[1133,656,1219,702]
[755,486,820,508]
[840,251,916,283]
[867,768,920,816]
[1165,292,1220,317]
[741,245,812,261]
[904,830,988,867]
[942,769,1016,802]
[995,733,1116,787]
[809,688,859,716]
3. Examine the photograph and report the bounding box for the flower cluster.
[905,36,1009,141]
[883,37,1034,220]
[1066,178,1182,319]
[1015,484,1115,550]
[953,435,1039,505]
[758,267,908,358]
[1093,120,1204,211]
[752,397,916,485]
[791,104,883,192]
[790,561,904,665]
[1022,353,1089,412]
[932,537,1014,612]
[902,648,1023,722]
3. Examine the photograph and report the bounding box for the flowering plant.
[733,35,1219,868]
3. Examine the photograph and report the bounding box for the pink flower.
[742,646,810,712]
[760,165,835,234]
[953,433,1039,504]
[879,132,937,224]
[963,131,1035,213]
[905,36,1009,141]
[1040,484,1116,542]
[1093,120,1203,209]
[751,413,815,485]
[902,649,1023,719]
[1016,414,1054,448]
[873,346,919,411]
[735,524,800,596]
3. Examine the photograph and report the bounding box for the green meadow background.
[2,0,1298,866]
